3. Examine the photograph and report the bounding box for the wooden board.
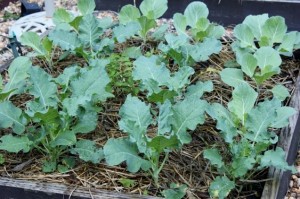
[261,75,300,199]
[0,177,160,199]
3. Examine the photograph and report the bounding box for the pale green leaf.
[234,24,255,49]
[168,65,194,92]
[157,100,173,135]
[184,1,209,28]
[72,111,98,134]
[172,96,208,144]
[209,176,235,199]
[53,8,73,25]
[48,29,80,50]
[220,68,245,88]
[148,136,179,153]
[122,46,142,59]
[186,81,213,99]
[51,131,76,147]
[78,14,103,47]
[254,46,281,74]
[20,32,45,56]
[262,16,287,44]
[228,83,258,124]
[0,101,27,134]
[271,84,290,101]
[165,33,189,50]
[28,67,58,111]
[151,24,168,41]
[231,157,255,178]
[205,24,225,39]
[195,18,210,31]
[104,138,151,173]
[162,183,187,199]
[139,0,168,19]
[278,31,297,55]
[55,65,79,92]
[260,147,294,171]
[71,139,104,164]
[0,135,32,153]
[203,148,224,168]
[243,14,269,39]
[173,13,187,35]
[138,16,156,39]
[113,22,141,43]
[3,56,31,96]
[237,53,257,77]
[119,5,141,24]
[271,106,296,128]
[78,0,95,15]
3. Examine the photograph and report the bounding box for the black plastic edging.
[95,0,300,31]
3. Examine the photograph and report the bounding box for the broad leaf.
[51,131,76,147]
[168,65,194,92]
[203,148,224,168]
[237,53,257,77]
[228,83,258,124]
[3,56,31,96]
[184,1,209,28]
[278,31,297,55]
[49,29,80,50]
[231,157,255,178]
[262,16,287,44]
[148,136,179,153]
[271,84,290,101]
[209,176,235,199]
[173,13,187,35]
[78,0,95,15]
[139,0,168,19]
[72,111,98,134]
[138,16,156,39]
[0,135,32,153]
[186,81,213,99]
[104,138,151,173]
[71,139,104,164]
[220,68,245,88]
[157,100,173,135]
[113,22,141,43]
[271,106,296,128]
[243,14,269,39]
[162,183,187,199]
[260,147,294,171]
[152,24,168,41]
[79,14,103,47]
[172,96,208,144]
[119,5,141,24]
[53,8,73,25]
[20,32,45,56]
[0,101,27,134]
[234,24,255,48]
[254,47,282,70]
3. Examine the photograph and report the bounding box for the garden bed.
[1,0,300,198]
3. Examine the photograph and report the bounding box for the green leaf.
[20,32,45,56]
[104,138,151,173]
[234,24,255,48]
[260,147,294,171]
[186,81,213,99]
[209,176,235,199]
[151,24,168,41]
[205,24,225,39]
[262,16,287,44]
[42,160,57,173]
[272,85,290,101]
[138,16,156,39]
[0,101,27,134]
[278,31,297,55]
[203,148,224,169]
[231,157,255,178]
[133,55,170,95]
[70,16,83,30]
[168,65,194,92]
[78,0,95,15]
[172,96,208,144]
[165,33,189,50]
[195,18,210,31]
[243,14,269,39]
[122,46,142,59]
[48,29,80,50]
[148,90,177,103]
[51,131,76,147]
[71,139,104,164]
[78,14,103,47]
[113,22,141,43]
[119,178,137,188]
[148,136,179,153]
[157,100,173,135]
[119,5,141,24]
[220,68,245,88]
[0,135,32,153]
[237,53,257,77]
[173,13,187,35]
[3,56,31,96]
[271,106,296,128]
[139,0,168,19]
[206,103,238,143]
[228,83,258,124]
[184,1,209,28]
[72,111,98,134]
[187,38,222,62]
[254,46,282,71]
[28,67,58,111]
[0,154,5,164]
[55,65,79,92]
[53,8,73,25]
[162,183,187,199]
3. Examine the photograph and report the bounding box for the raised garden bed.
[1,0,300,199]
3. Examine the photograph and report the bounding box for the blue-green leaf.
[139,0,168,19]
[119,5,141,24]
[0,135,32,153]
[71,139,104,164]
[184,1,209,28]
[220,68,245,88]
[203,148,224,168]
[78,0,95,15]
[209,176,235,199]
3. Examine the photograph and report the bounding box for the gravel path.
[0,1,299,198]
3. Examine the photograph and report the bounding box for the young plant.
[0,57,112,171]
[204,77,296,198]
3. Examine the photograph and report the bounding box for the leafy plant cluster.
[0,0,299,198]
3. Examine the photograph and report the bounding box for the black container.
[95,0,300,31]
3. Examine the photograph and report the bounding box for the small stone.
[291,181,294,188]
[292,193,297,197]
[292,175,298,180]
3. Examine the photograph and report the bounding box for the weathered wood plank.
[261,75,300,199]
[0,177,161,199]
